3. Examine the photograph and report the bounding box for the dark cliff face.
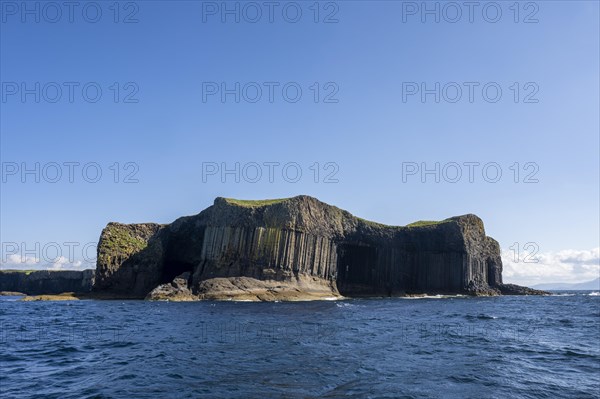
[0,270,94,295]
[93,222,164,294]
[93,196,515,299]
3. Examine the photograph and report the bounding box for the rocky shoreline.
[145,273,343,302]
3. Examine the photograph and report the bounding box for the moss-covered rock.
[94,222,163,291]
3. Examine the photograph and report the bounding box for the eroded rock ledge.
[93,196,547,301]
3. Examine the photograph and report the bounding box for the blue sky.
[1,1,598,285]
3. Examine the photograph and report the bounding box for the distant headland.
[0,196,546,300]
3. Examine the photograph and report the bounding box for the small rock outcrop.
[497,283,547,295]
[145,272,195,301]
[93,196,545,300]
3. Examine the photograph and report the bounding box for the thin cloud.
[1,254,92,271]
[503,247,600,286]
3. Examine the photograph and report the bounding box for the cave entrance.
[336,243,377,296]
[160,260,195,284]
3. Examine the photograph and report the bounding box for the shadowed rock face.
[0,270,94,295]
[93,196,540,300]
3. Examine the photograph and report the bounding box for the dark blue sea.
[1,292,599,399]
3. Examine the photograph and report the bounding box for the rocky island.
[1,196,545,300]
[88,196,544,301]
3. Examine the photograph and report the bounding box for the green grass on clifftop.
[406,220,450,228]
[224,198,289,207]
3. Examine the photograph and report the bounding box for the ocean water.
[1,293,599,399]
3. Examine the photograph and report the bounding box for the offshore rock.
[93,196,543,300]
[497,283,548,295]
